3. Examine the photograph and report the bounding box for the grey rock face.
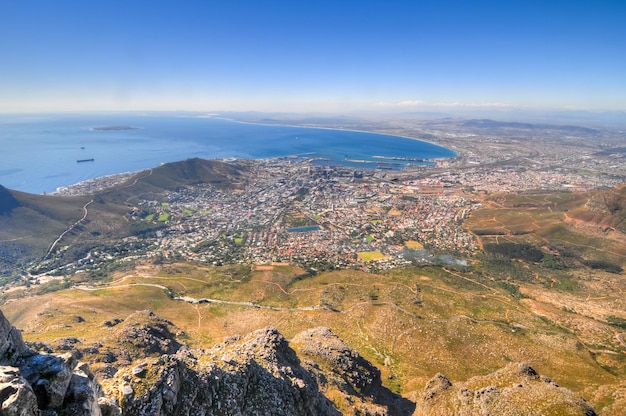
[21,352,76,408]
[0,311,27,365]
[0,366,38,416]
[110,327,340,416]
[0,310,114,416]
[64,363,104,416]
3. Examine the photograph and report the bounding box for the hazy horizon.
[2,1,625,113]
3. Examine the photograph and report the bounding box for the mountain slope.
[465,185,626,271]
[0,184,20,215]
[0,158,248,276]
[0,307,599,415]
[570,184,626,233]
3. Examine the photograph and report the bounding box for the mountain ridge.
[0,308,600,415]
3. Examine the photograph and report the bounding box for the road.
[74,283,329,312]
[43,199,94,261]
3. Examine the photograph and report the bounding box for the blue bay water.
[0,113,456,194]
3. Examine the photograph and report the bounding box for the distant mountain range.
[460,118,600,134]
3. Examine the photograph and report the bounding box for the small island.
[91,126,139,131]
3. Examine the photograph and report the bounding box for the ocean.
[0,113,456,194]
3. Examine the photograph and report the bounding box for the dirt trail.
[43,199,94,261]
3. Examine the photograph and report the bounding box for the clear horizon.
[2,1,626,113]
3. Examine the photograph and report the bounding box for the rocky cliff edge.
[0,309,599,415]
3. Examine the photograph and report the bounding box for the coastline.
[208,116,459,157]
[4,114,458,195]
[65,116,456,195]
[52,171,142,196]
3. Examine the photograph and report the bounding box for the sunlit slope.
[3,263,623,408]
[0,185,91,270]
[0,158,247,275]
[466,185,626,270]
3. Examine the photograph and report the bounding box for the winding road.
[74,282,330,312]
[43,199,94,261]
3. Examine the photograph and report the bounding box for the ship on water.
[76,158,95,163]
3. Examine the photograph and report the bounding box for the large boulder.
[0,310,27,365]
[64,363,104,416]
[0,309,113,415]
[21,352,77,409]
[0,366,38,416]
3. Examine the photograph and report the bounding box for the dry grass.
[2,261,624,413]
[465,190,626,268]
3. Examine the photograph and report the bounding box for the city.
[45,117,625,277]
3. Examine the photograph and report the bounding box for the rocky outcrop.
[112,310,181,358]
[0,310,27,364]
[293,327,381,394]
[0,366,38,416]
[293,327,415,415]
[0,308,600,416]
[415,362,597,416]
[0,309,112,416]
[102,327,340,415]
[97,323,419,415]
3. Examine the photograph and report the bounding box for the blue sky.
[1,0,625,113]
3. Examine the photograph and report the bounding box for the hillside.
[569,183,626,233]
[0,184,20,214]
[99,157,246,203]
[0,303,603,415]
[0,158,247,277]
[2,261,624,414]
[0,186,92,275]
[465,186,626,274]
